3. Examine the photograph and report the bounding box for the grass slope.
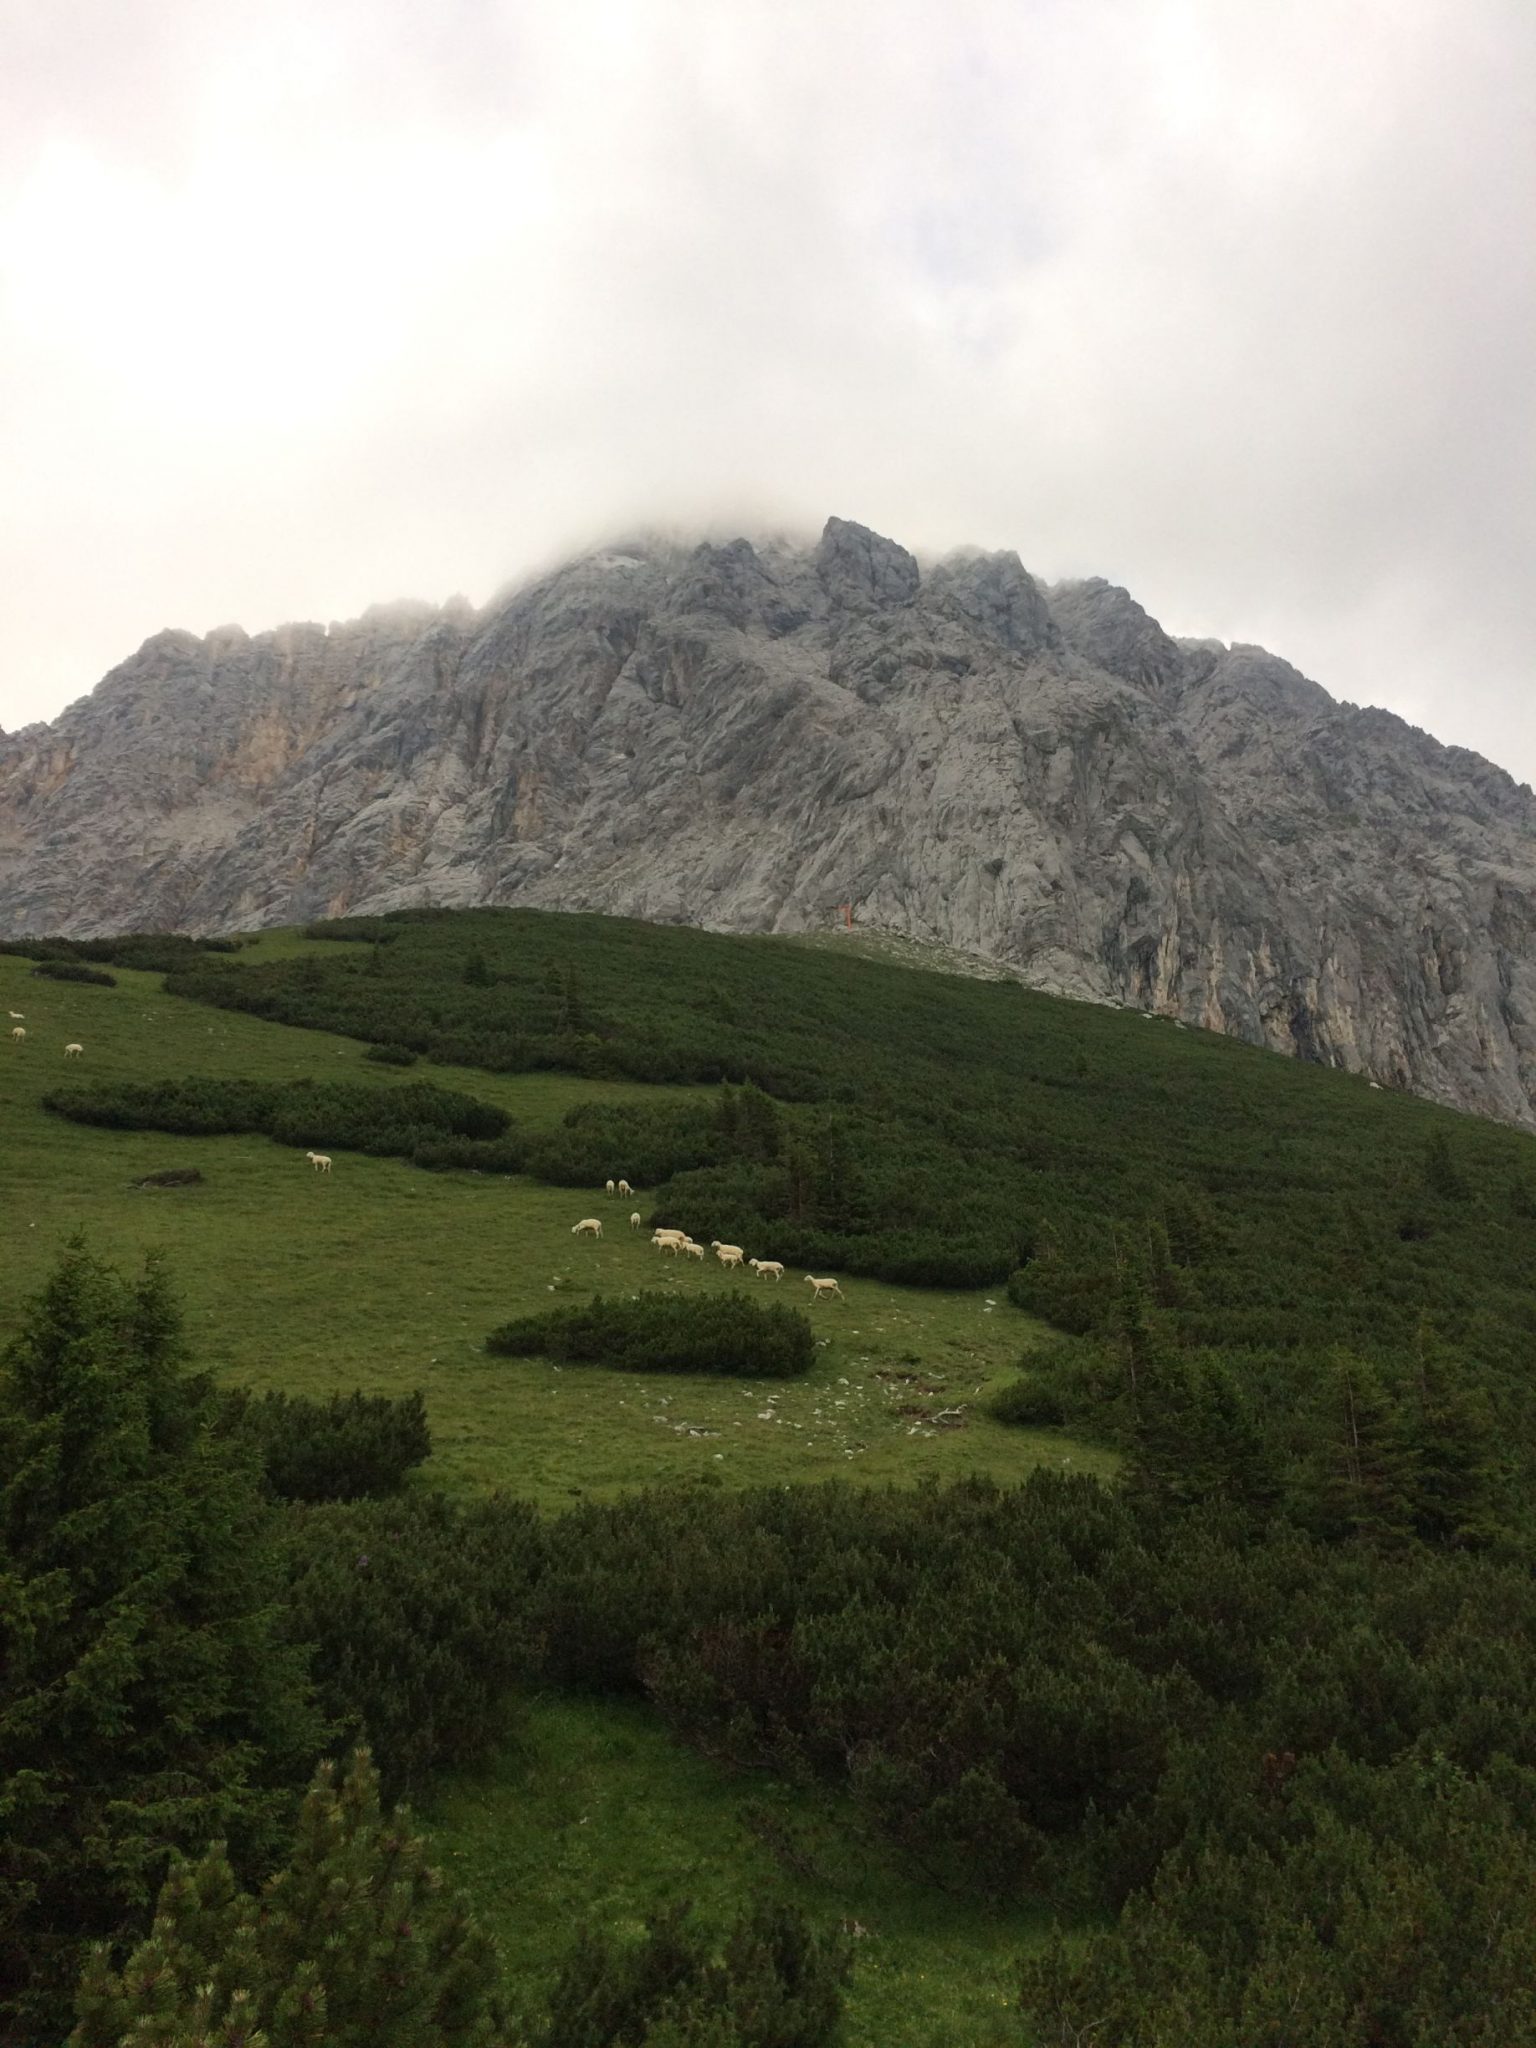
[428,1697,1046,2048]
[0,940,1105,1507]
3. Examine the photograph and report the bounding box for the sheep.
[709,1241,744,1259]
[305,1151,332,1174]
[63,1042,83,1059]
[804,1275,845,1302]
[652,1228,687,1248]
[617,1179,632,1196]
[629,1211,643,1230]
[748,1259,785,1281]
[680,1239,706,1260]
[7,1010,22,1019]
[653,1235,682,1256]
[715,1246,745,1269]
[605,1179,616,1196]
[10,1026,24,1043]
[572,1217,603,1238]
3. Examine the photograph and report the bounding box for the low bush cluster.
[223,1387,432,1502]
[28,960,116,987]
[282,1491,545,1798]
[487,1291,816,1379]
[43,1074,511,1165]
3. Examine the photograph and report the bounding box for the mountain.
[4,516,1536,1125]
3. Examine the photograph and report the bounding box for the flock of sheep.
[571,1181,846,1301]
[8,1012,81,1057]
[8,1010,846,1300]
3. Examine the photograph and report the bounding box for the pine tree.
[69,1751,508,2048]
[1291,1350,1417,1546]
[1401,1317,1502,1547]
[0,1244,324,2044]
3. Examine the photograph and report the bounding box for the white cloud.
[1,0,1532,780]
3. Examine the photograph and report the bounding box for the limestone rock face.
[5,518,1536,1126]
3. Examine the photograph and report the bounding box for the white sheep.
[629,1210,643,1230]
[10,1026,25,1042]
[653,1235,682,1256]
[804,1275,845,1302]
[681,1239,706,1260]
[652,1228,686,1248]
[748,1259,785,1281]
[605,1178,616,1196]
[710,1240,744,1259]
[715,1246,745,1269]
[617,1179,632,1196]
[64,1042,83,1059]
[7,1010,22,1020]
[305,1151,332,1174]
[572,1217,603,1237]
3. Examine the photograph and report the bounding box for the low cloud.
[2,0,1533,777]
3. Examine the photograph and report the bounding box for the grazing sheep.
[7,1010,21,1020]
[652,1228,686,1247]
[715,1246,745,1269]
[681,1239,706,1260]
[653,1235,682,1255]
[629,1211,643,1230]
[64,1042,83,1059]
[605,1179,616,1196]
[305,1151,332,1174]
[749,1259,785,1281]
[1368,1081,1382,1091]
[572,1217,603,1238]
[804,1275,845,1302]
[709,1241,744,1259]
[10,1026,24,1042]
[617,1179,632,1196]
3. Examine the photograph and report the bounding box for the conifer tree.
[0,1243,323,2043]
[1291,1350,1417,1545]
[69,1751,508,2048]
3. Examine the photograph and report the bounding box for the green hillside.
[6,907,1536,2045]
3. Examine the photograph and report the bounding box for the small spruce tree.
[69,1751,508,2048]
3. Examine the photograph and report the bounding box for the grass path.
[427,1696,1052,2048]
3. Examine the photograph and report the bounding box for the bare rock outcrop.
[5,518,1536,1126]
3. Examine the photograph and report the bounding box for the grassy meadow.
[0,938,1106,1509]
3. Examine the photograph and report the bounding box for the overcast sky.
[3,0,1533,776]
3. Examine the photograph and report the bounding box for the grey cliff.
[4,515,1536,1126]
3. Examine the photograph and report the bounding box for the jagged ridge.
[4,516,1536,1125]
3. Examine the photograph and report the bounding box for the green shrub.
[223,1388,431,1502]
[29,960,117,987]
[42,1074,510,1165]
[364,1040,417,1066]
[528,1900,851,2048]
[987,1376,1067,1427]
[487,1291,816,1379]
[283,1493,545,1798]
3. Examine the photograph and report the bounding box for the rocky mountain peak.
[814,516,921,609]
[4,517,1536,1129]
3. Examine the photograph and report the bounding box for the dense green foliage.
[0,932,241,972]
[487,1293,816,1379]
[521,1476,1536,1912]
[282,1494,544,1799]
[29,958,117,986]
[224,1387,432,1502]
[150,902,1536,1379]
[44,1073,511,1161]
[0,1247,324,2042]
[528,1899,852,2048]
[69,1751,508,2048]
